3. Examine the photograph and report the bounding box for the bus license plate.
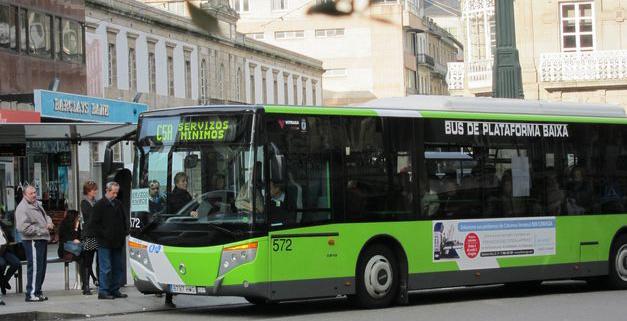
[169,284,197,294]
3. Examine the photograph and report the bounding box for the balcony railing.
[372,0,420,16]
[434,61,448,77]
[467,59,493,88]
[446,62,464,90]
[540,50,627,82]
[446,59,494,90]
[416,54,435,67]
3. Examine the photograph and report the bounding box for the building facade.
[447,0,627,109]
[235,0,460,105]
[0,0,89,217]
[141,0,460,106]
[89,0,323,109]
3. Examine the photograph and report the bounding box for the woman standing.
[80,181,99,295]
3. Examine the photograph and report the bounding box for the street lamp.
[492,0,524,98]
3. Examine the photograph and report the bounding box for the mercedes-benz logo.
[179,263,187,275]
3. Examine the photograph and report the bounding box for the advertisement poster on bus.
[433,217,556,269]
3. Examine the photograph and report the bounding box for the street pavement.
[0,245,246,319]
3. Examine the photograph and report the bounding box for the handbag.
[64,241,83,256]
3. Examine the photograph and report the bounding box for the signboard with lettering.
[139,115,244,145]
[34,90,147,123]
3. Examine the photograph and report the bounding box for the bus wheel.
[608,234,627,289]
[353,244,398,308]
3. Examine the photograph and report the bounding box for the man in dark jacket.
[91,181,129,300]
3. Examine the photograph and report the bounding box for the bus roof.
[140,105,261,117]
[360,95,627,118]
[139,96,626,120]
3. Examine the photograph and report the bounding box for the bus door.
[269,230,340,301]
[266,160,339,300]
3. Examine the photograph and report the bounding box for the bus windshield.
[130,112,266,247]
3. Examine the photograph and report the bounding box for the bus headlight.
[129,240,154,271]
[219,242,257,276]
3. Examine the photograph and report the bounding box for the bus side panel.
[498,215,626,267]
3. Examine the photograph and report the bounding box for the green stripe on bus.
[420,111,627,124]
[264,105,378,116]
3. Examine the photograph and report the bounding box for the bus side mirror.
[106,168,132,219]
[103,148,113,178]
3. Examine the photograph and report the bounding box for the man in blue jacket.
[91,181,129,300]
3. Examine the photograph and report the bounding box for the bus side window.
[266,115,334,229]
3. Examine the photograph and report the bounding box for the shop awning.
[0,123,137,142]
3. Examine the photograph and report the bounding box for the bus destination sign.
[144,116,237,144]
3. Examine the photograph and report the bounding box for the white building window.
[148,52,156,93]
[128,48,136,91]
[262,69,268,104]
[166,1,185,15]
[185,59,191,99]
[232,0,249,13]
[292,76,298,104]
[200,59,207,103]
[315,28,344,38]
[236,68,243,102]
[560,2,594,52]
[272,0,287,11]
[107,43,116,87]
[246,33,264,40]
[249,73,255,103]
[467,8,495,61]
[167,55,174,96]
[275,30,304,40]
[219,63,226,100]
[405,68,416,90]
[283,73,289,104]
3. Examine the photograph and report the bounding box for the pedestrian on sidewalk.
[91,182,129,300]
[81,181,99,294]
[0,219,20,296]
[15,185,54,302]
[57,210,94,296]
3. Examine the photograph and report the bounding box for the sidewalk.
[0,245,245,319]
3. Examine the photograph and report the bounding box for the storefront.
[0,90,146,222]
[0,109,40,216]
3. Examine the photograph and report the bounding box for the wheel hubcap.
[617,244,627,282]
[364,255,392,298]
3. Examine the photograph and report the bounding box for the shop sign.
[34,90,147,123]
[0,109,41,123]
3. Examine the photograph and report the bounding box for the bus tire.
[607,234,627,289]
[353,244,399,308]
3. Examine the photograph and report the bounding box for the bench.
[15,257,79,293]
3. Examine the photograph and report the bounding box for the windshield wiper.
[205,223,240,237]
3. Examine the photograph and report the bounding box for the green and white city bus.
[127,96,627,308]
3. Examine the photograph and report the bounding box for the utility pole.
[492,0,524,98]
